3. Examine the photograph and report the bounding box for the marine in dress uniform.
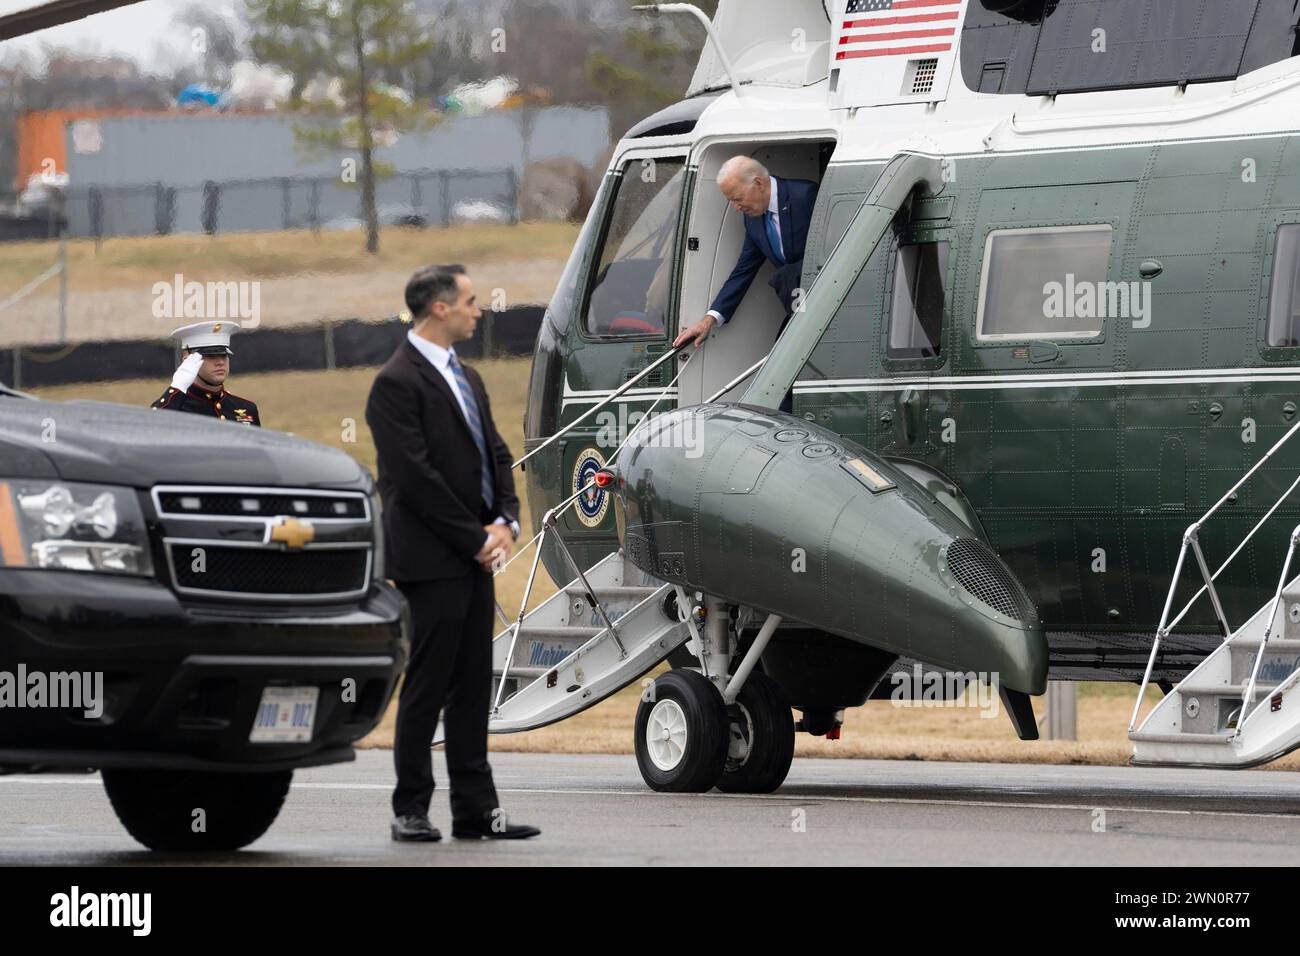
[151,321,261,426]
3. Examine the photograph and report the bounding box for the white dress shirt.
[707,174,781,327]
[406,329,518,548]
[407,329,472,421]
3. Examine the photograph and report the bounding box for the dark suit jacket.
[365,339,520,582]
[708,177,820,323]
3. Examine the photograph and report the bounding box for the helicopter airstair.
[486,550,686,732]
[1130,418,1300,767]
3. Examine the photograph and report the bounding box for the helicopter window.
[887,242,948,359]
[583,157,687,338]
[976,225,1113,340]
[1266,224,1300,348]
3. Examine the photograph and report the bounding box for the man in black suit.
[366,264,540,843]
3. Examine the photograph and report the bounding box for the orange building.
[16,109,143,189]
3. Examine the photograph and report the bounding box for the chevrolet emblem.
[270,517,315,549]
[212,323,222,332]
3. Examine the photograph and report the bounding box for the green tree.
[246,0,436,254]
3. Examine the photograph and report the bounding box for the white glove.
[170,352,204,392]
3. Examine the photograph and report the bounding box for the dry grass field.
[31,359,1300,770]
[1,223,578,348]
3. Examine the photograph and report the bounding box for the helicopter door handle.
[1030,341,1060,363]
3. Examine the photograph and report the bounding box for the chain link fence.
[2,167,519,241]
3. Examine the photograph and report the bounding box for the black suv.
[0,384,407,850]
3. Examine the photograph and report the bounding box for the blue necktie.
[765,211,785,266]
[448,352,495,510]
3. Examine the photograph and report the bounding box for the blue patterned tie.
[448,352,495,510]
[765,211,785,265]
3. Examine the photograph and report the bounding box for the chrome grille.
[152,484,372,603]
[157,490,365,519]
[945,538,1037,623]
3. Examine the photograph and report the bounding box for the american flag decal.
[838,0,961,61]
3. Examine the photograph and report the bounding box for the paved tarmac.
[2,750,1299,865]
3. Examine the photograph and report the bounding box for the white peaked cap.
[170,320,244,354]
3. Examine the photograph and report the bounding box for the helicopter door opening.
[676,139,835,406]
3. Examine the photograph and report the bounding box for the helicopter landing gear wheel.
[634,669,728,792]
[717,671,795,793]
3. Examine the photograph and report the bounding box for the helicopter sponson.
[609,402,1048,697]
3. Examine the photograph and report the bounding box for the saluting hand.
[170,352,204,392]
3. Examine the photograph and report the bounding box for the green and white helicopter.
[490,0,1300,792]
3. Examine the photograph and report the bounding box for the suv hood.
[0,398,370,490]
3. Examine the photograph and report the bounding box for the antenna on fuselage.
[631,3,744,98]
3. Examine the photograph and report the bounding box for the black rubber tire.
[634,669,728,792]
[101,768,292,851]
[717,671,796,794]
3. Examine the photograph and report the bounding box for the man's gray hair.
[718,155,768,185]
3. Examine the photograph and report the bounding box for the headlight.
[0,480,153,576]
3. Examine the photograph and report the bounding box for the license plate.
[250,686,318,743]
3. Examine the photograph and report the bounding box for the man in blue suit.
[673,156,820,412]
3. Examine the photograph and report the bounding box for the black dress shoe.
[451,809,541,840]
[391,814,442,842]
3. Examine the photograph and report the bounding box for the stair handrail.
[1130,416,1300,733]
[512,344,685,471]
[1239,525,1300,732]
[492,347,695,712]
[491,350,767,583]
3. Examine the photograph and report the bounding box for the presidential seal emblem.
[572,447,610,528]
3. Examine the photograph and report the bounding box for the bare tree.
[248,0,437,254]
[171,2,246,89]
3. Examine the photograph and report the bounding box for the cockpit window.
[1266,224,1300,348]
[582,156,686,338]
